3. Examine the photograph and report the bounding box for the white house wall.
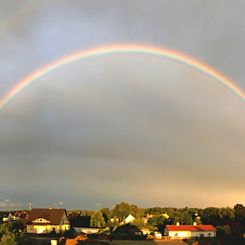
[168,231,192,238]
[191,231,216,238]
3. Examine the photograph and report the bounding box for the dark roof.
[27,208,67,225]
[166,225,216,232]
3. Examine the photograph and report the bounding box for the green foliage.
[90,211,106,227]
[108,217,119,232]
[234,204,245,224]
[0,232,17,245]
[99,208,110,223]
[112,224,147,240]
[0,222,14,235]
[63,228,76,238]
[217,224,232,236]
[129,205,139,217]
[148,215,167,227]
[144,207,167,215]
[167,209,193,225]
[132,217,144,227]
[219,207,235,225]
[67,202,245,238]
[0,223,17,245]
[110,202,139,222]
[202,207,235,226]
[11,222,24,233]
[110,202,131,222]
[202,207,221,226]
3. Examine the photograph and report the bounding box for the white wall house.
[26,208,70,234]
[73,227,100,234]
[125,214,135,223]
[166,225,216,239]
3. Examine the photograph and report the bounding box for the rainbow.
[0,43,244,109]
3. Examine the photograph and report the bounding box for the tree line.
[68,202,245,236]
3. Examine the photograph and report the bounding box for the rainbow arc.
[0,44,244,109]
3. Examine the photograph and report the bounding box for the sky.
[0,0,244,210]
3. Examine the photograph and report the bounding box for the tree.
[234,204,245,224]
[148,215,167,227]
[108,217,120,232]
[167,210,193,225]
[63,228,76,238]
[180,211,193,225]
[130,205,139,217]
[0,223,17,245]
[110,202,131,222]
[144,207,165,216]
[0,232,17,245]
[90,212,106,227]
[0,223,14,236]
[219,207,235,225]
[100,208,110,224]
[132,217,144,227]
[202,207,220,226]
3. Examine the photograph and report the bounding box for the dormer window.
[33,218,49,223]
[35,218,44,222]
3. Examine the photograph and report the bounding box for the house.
[26,208,70,234]
[110,217,119,222]
[73,227,99,234]
[125,214,135,223]
[2,213,14,222]
[165,224,216,239]
[139,227,151,235]
[143,214,153,224]
[154,231,162,239]
[13,211,29,221]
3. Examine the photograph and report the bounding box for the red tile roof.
[166,225,216,232]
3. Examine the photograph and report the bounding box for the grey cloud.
[0,54,244,208]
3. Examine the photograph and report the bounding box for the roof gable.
[33,218,50,223]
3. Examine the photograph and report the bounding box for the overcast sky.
[0,0,244,210]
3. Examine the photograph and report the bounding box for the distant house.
[26,208,70,234]
[154,231,162,239]
[125,214,135,223]
[110,217,119,223]
[13,211,29,221]
[165,224,216,239]
[2,213,13,222]
[139,227,151,235]
[2,212,19,222]
[73,227,100,234]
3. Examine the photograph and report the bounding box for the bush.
[111,232,147,240]
[63,228,76,238]
[0,232,17,245]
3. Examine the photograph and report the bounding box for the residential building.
[125,214,135,223]
[139,227,151,235]
[165,224,216,239]
[26,208,70,234]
